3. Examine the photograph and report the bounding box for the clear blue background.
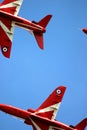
[0,0,87,130]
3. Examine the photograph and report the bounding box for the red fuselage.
[0,104,75,130]
[0,10,46,33]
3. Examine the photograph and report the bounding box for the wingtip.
[1,46,11,58]
[47,14,52,19]
[55,86,66,96]
[82,28,87,34]
[39,44,44,50]
[56,86,66,91]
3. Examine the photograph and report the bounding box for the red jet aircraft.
[0,0,52,58]
[0,86,87,130]
[82,28,87,34]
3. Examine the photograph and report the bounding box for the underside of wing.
[0,17,14,58]
[35,86,66,120]
[1,42,12,58]
[0,0,23,15]
[0,26,12,58]
[30,116,49,130]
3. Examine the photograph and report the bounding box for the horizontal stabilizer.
[38,15,52,28]
[34,32,44,49]
[75,118,87,130]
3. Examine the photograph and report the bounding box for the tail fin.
[34,86,66,120]
[33,15,52,49]
[75,118,87,130]
[38,15,52,28]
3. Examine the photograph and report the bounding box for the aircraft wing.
[35,86,66,120]
[0,0,23,58]
[0,17,14,58]
[0,0,23,16]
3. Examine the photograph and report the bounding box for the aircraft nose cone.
[82,28,87,34]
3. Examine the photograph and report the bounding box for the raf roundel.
[2,47,8,53]
[56,89,62,95]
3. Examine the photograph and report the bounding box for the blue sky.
[0,0,87,130]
